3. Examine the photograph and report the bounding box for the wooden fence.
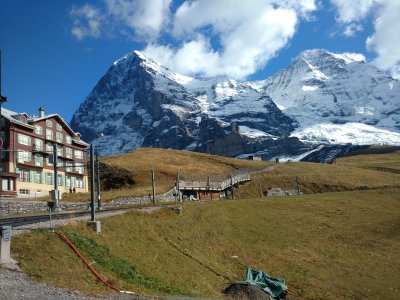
[177,169,251,192]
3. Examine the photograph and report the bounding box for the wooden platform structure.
[176,169,251,200]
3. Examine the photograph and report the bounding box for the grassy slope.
[60,147,271,202]
[9,150,400,298]
[12,188,400,299]
[239,150,400,198]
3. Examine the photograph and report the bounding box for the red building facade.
[0,107,89,197]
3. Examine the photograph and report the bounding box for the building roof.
[1,107,34,129]
[1,107,89,147]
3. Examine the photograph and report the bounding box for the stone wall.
[0,190,177,215]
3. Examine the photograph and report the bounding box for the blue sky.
[1,0,399,123]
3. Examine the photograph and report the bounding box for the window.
[0,131,6,142]
[17,133,31,146]
[2,179,9,191]
[65,136,72,144]
[46,155,54,166]
[65,161,72,172]
[65,147,72,158]
[45,142,53,153]
[0,117,5,127]
[57,158,64,167]
[74,150,83,159]
[56,123,62,131]
[70,176,76,188]
[19,189,30,194]
[45,129,53,140]
[34,139,43,151]
[56,132,63,143]
[17,151,31,163]
[66,176,71,187]
[57,174,64,186]
[0,150,6,160]
[45,172,53,185]
[34,154,43,167]
[76,178,84,188]
[57,145,63,156]
[75,165,84,174]
[34,171,42,184]
[34,125,43,135]
[18,169,30,182]
[46,120,53,127]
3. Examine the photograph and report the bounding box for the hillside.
[12,189,400,299]
[10,150,400,299]
[60,148,400,203]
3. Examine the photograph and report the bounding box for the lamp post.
[95,133,103,210]
[96,147,101,209]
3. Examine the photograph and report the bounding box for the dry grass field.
[8,148,400,203]
[9,149,400,299]
[12,188,400,299]
[62,147,271,202]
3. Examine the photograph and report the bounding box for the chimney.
[39,107,45,118]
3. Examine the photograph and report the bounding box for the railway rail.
[0,203,179,228]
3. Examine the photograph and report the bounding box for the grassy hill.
[10,149,400,299]
[63,147,272,202]
[63,147,400,203]
[12,189,400,299]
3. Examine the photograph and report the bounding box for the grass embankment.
[61,148,271,203]
[239,151,400,198]
[12,188,400,299]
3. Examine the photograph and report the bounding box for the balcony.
[32,145,49,155]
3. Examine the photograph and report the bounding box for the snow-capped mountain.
[71,49,400,161]
[71,50,296,157]
[252,49,400,145]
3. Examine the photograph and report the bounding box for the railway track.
[0,203,179,228]
[0,210,95,228]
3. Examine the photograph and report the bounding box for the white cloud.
[343,23,363,37]
[105,0,172,39]
[70,4,103,40]
[70,0,172,40]
[331,0,376,23]
[70,0,317,78]
[331,0,400,79]
[146,0,316,78]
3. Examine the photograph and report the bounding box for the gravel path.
[0,268,216,300]
[0,267,101,300]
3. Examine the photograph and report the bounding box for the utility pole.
[90,144,95,221]
[176,172,181,202]
[96,148,101,209]
[86,144,101,234]
[151,169,156,204]
[52,144,60,211]
[230,174,235,199]
[296,176,300,195]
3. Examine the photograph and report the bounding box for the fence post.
[176,172,181,202]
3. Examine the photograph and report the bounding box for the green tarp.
[243,267,287,298]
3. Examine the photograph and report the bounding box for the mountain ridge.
[70,48,400,161]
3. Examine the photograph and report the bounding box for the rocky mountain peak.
[70,48,400,161]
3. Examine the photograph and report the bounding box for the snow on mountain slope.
[252,49,400,145]
[71,50,294,156]
[70,48,400,159]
